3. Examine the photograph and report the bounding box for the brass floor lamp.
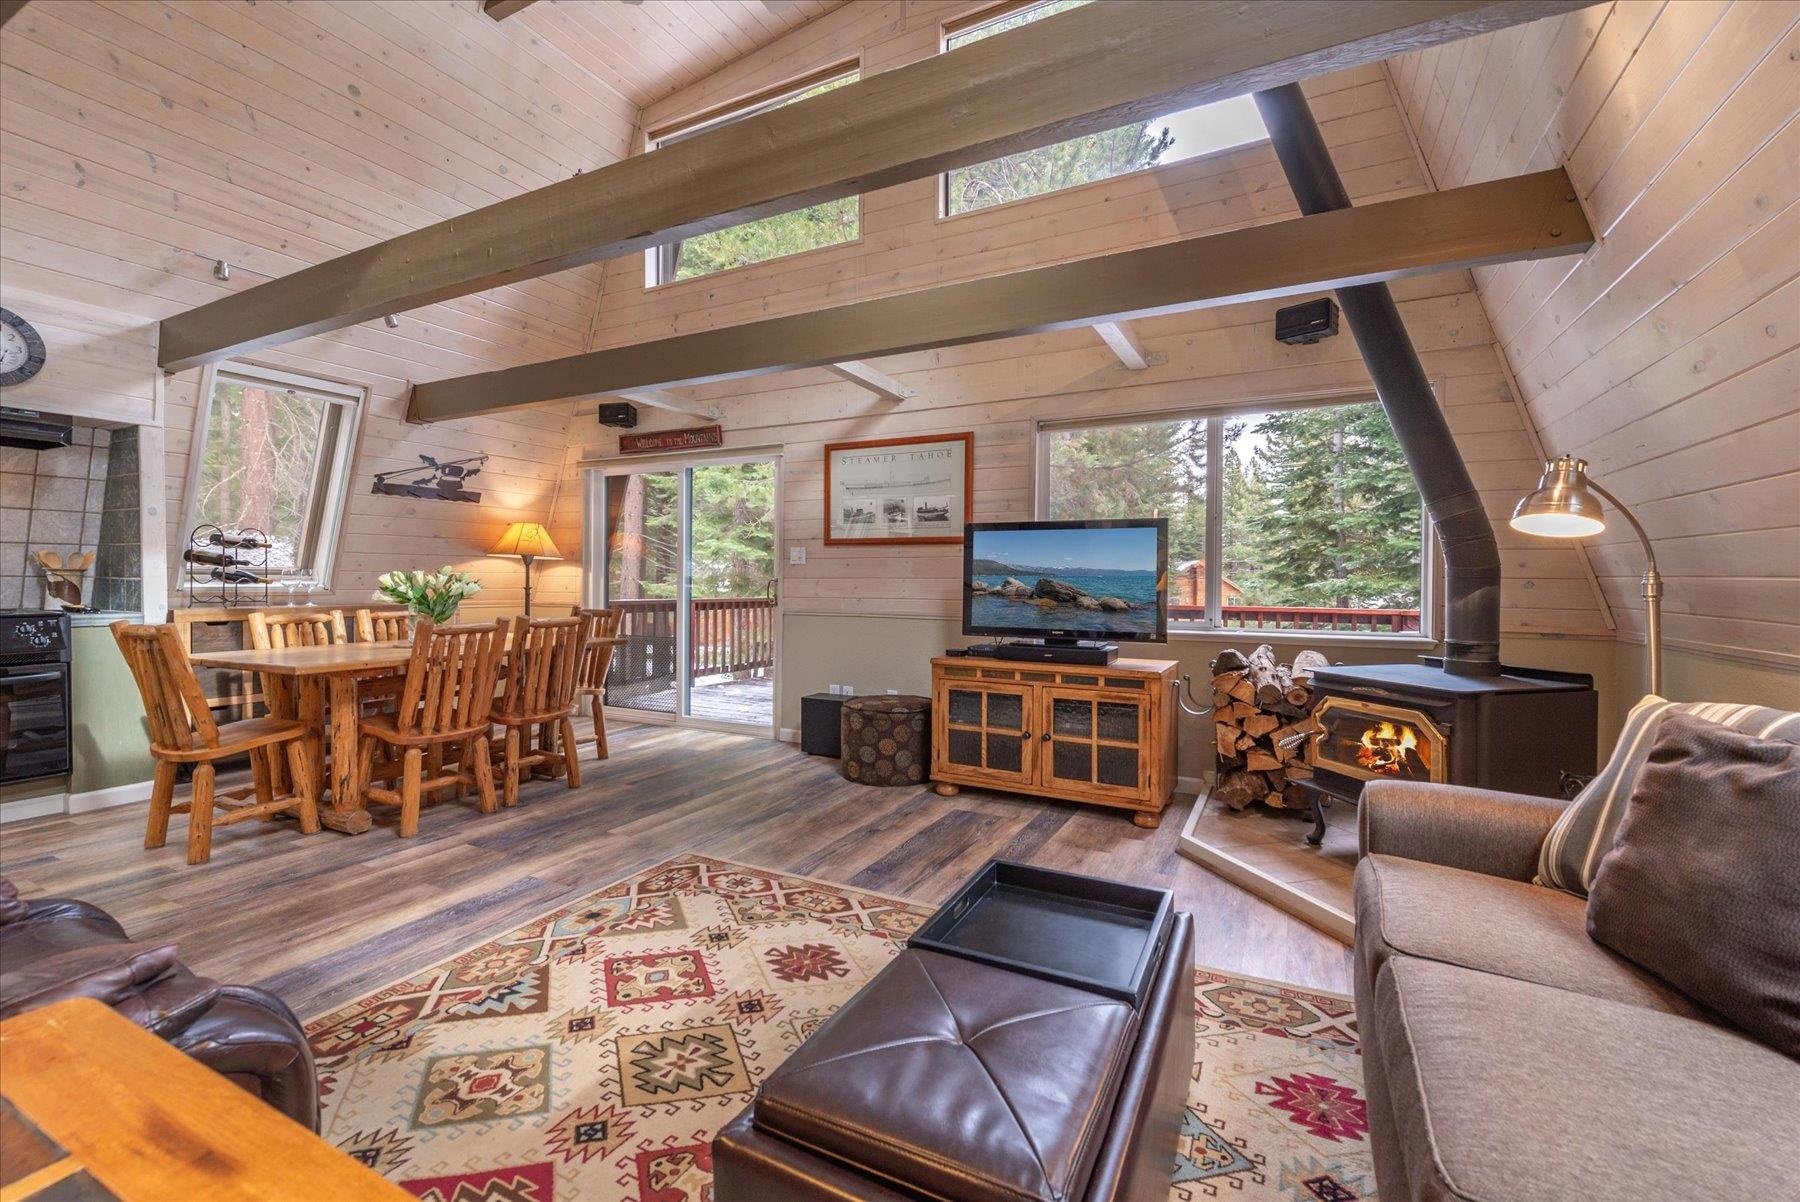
[1510,455,1663,696]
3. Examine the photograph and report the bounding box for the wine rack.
[183,524,272,608]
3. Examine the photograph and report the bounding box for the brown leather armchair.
[0,878,319,1131]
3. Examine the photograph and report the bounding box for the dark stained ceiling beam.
[157,0,1585,372]
[407,167,1593,423]
[482,0,537,20]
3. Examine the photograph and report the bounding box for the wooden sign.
[620,425,723,454]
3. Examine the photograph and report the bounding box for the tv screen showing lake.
[966,525,1164,637]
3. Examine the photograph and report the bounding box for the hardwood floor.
[0,723,1353,1018]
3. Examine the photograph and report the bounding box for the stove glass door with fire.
[1310,695,1447,784]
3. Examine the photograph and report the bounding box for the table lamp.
[1510,455,1662,695]
[489,521,562,617]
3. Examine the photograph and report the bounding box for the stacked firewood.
[1211,644,1329,811]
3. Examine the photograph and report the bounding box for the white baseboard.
[777,727,800,744]
[0,792,68,824]
[1176,773,1211,798]
[67,780,152,814]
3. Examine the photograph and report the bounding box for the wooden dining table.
[189,637,622,835]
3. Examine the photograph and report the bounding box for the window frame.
[937,0,1270,221]
[180,360,365,592]
[642,60,864,289]
[1034,391,1438,645]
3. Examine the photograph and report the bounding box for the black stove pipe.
[1253,84,1502,677]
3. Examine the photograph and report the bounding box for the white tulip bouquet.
[373,566,482,624]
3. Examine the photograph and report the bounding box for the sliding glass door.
[588,456,778,733]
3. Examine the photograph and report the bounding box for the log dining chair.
[571,606,622,761]
[491,614,592,807]
[354,609,412,644]
[247,608,349,787]
[352,608,412,714]
[355,619,505,837]
[110,621,321,864]
[247,608,348,714]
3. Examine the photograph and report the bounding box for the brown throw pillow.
[1587,712,1800,1057]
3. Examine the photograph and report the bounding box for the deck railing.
[609,597,777,685]
[1169,604,1421,633]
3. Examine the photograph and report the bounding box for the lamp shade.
[1510,456,1607,539]
[489,521,562,560]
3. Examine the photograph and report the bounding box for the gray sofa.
[1354,780,1800,1202]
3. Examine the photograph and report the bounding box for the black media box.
[800,692,846,758]
[986,641,1119,666]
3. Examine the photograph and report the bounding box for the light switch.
[789,546,807,565]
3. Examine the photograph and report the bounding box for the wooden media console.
[929,655,1178,827]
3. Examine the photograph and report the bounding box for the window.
[1041,398,1427,635]
[184,363,363,588]
[942,0,1268,216]
[647,66,861,285]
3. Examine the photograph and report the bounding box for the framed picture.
[824,432,973,545]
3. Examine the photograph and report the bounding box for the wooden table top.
[192,636,624,677]
[0,999,411,1201]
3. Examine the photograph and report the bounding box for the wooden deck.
[610,677,774,726]
[0,721,1352,1018]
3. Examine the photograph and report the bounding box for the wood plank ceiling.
[0,0,841,616]
[1388,0,1800,668]
[517,0,845,109]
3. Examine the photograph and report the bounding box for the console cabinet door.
[1038,686,1151,801]
[934,680,1037,788]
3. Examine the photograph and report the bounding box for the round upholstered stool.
[840,695,930,786]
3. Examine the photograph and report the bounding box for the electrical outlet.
[885,689,898,695]
[842,684,855,696]
[789,546,807,565]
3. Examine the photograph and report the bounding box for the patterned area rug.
[306,854,1375,1201]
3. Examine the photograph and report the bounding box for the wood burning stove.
[1298,659,1596,844]
[1311,696,1448,785]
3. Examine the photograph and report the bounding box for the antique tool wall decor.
[372,454,487,503]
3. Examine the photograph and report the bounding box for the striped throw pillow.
[1536,696,1800,896]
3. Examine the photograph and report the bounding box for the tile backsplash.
[1,423,111,610]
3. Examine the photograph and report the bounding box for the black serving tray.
[908,859,1174,1007]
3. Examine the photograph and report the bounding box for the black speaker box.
[597,402,639,429]
[801,692,847,758]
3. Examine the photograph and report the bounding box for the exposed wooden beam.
[824,361,916,401]
[615,390,719,420]
[0,0,29,29]
[408,168,1592,423]
[1093,320,1155,370]
[482,0,536,20]
[156,0,1584,372]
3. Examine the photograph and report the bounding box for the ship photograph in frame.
[824,432,973,546]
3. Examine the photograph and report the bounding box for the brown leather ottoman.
[715,911,1193,1202]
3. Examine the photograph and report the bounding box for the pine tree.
[1242,402,1421,609]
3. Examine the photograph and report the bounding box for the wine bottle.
[184,547,242,567]
[209,566,266,585]
[207,530,272,550]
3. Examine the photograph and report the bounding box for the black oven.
[1,611,72,785]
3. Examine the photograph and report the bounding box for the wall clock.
[0,308,48,388]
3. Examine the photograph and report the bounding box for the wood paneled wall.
[569,0,1615,638]
[1390,0,1799,666]
[0,0,641,614]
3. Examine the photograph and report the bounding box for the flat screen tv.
[963,519,1168,643]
